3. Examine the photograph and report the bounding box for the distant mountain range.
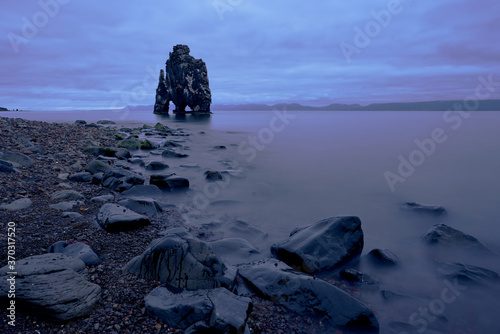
[119,99,500,112]
[211,99,500,111]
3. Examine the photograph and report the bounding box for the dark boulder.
[367,248,400,266]
[435,260,500,285]
[124,228,236,290]
[101,168,145,192]
[0,254,100,321]
[145,161,169,171]
[150,174,189,191]
[422,224,493,255]
[68,172,92,182]
[48,241,102,266]
[96,203,150,232]
[154,44,212,114]
[271,216,364,273]
[118,197,163,216]
[161,149,189,158]
[85,160,110,174]
[205,170,224,181]
[238,259,379,332]
[0,159,15,173]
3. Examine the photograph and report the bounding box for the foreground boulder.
[118,197,163,216]
[422,224,493,255]
[154,44,212,114]
[271,216,364,273]
[239,259,378,332]
[97,203,150,232]
[145,286,252,332]
[124,229,236,290]
[0,254,100,321]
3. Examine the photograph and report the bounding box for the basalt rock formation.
[154,45,212,114]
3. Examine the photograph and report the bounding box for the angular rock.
[0,159,15,173]
[51,190,84,201]
[97,203,150,232]
[101,168,145,192]
[150,174,189,191]
[367,248,400,266]
[140,139,160,150]
[435,260,500,285]
[85,160,111,174]
[271,216,364,273]
[118,197,163,216]
[209,238,261,265]
[69,172,92,182]
[145,161,169,171]
[154,44,212,114]
[403,201,446,215]
[48,241,102,266]
[0,151,33,167]
[145,286,252,332]
[0,254,100,321]
[422,224,493,255]
[124,229,235,290]
[239,259,378,332]
[0,198,32,211]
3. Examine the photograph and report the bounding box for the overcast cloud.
[1,0,499,110]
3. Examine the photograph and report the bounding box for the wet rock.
[239,259,379,332]
[51,190,84,201]
[210,220,268,246]
[128,158,146,166]
[122,185,163,199]
[154,122,170,132]
[48,241,102,266]
[124,229,236,290]
[209,238,261,265]
[381,290,420,302]
[163,140,182,148]
[422,224,493,255]
[145,161,169,171]
[97,203,151,232]
[91,194,114,203]
[0,254,101,321]
[180,163,200,168]
[205,170,224,181]
[0,198,32,211]
[213,145,227,150]
[271,216,364,273]
[0,151,33,167]
[150,174,189,191]
[154,44,212,114]
[161,149,189,158]
[367,248,400,266]
[101,168,145,192]
[69,172,92,182]
[145,286,252,332]
[85,160,111,174]
[435,260,500,285]
[92,172,104,185]
[0,159,15,173]
[74,120,87,125]
[118,197,163,216]
[403,202,446,215]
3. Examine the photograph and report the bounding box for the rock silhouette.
[154,44,212,114]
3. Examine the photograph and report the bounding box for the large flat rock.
[271,216,364,273]
[0,254,100,321]
[239,259,378,332]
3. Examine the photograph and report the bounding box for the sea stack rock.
[154,44,212,114]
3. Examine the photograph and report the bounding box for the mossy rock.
[117,138,142,150]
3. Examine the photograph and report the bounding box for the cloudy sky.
[1,0,499,110]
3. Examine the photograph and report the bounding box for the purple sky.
[1,0,499,110]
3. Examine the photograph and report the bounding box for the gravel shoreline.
[0,117,329,334]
